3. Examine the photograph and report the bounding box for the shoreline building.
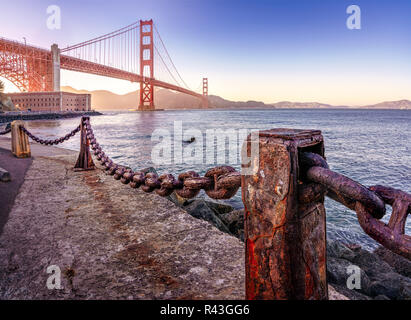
[7,91,91,112]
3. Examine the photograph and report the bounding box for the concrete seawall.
[0,111,101,124]
[0,137,345,300]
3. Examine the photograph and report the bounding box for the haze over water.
[24,109,411,250]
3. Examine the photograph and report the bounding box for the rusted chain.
[82,117,241,200]
[0,127,11,135]
[356,186,410,259]
[300,152,386,219]
[20,125,81,145]
[301,152,410,259]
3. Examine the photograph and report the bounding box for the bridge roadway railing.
[11,116,411,300]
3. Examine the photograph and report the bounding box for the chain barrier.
[19,125,81,145]
[0,127,11,135]
[16,116,409,259]
[82,117,241,200]
[300,152,410,259]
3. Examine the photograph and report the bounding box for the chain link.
[0,127,11,135]
[20,125,81,145]
[301,152,410,259]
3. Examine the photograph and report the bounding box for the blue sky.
[1,0,411,105]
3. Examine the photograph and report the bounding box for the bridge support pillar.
[139,20,155,111]
[51,44,60,93]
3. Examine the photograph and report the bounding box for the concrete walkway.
[0,136,345,300]
[0,137,244,299]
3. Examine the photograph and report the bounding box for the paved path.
[0,137,74,236]
[0,137,245,299]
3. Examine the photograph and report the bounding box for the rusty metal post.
[74,117,95,171]
[242,129,328,300]
[11,120,31,158]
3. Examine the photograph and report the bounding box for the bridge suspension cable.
[153,23,191,90]
[61,21,140,74]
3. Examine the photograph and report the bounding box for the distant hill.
[362,99,411,110]
[61,86,202,110]
[61,86,411,110]
[269,101,341,109]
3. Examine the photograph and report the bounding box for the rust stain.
[115,242,181,291]
[81,170,194,297]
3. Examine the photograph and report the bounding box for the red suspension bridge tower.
[139,19,154,111]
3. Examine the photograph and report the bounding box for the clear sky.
[1,0,410,106]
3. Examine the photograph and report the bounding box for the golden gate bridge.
[0,20,209,110]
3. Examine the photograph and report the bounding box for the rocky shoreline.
[0,110,102,124]
[165,187,411,300]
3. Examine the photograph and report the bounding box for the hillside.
[61,86,411,110]
[362,100,411,110]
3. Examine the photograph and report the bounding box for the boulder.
[349,248,394,279]
[327,240,357,261]
[326,256,372,296]
[218,209,244,241]
[204,200,234,216]
[0,167,11,182]
[369,272,411,300]
[168,192,190,207]
[331,284,372,300]
[373,295,390,300]
[374,246,411,278]
[140,167,158,175]
[183,199,231,235]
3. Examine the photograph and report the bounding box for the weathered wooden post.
[74,117,95,171]
[11,120,31,158]
[242,129,328,300]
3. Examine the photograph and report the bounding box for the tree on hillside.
[0,80,4,93]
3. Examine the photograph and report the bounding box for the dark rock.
[0,166,11,182]
[168,191,190,207]
[374,246,411,278]
[327,256,372,296]
[140,167,158,175]
[373,295,390,300]
[326,241,411,299]
[204,201,234,216]
[218,209,244,240]
[327,257,352,285]
[399,283,411,300]
[349,248,394,279]
[369,272,411,300]
[327,240,356,261]
[184,199,231,235]
[331,284,372,300]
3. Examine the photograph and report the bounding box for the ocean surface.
[23,109,411,250]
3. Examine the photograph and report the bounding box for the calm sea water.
[24,109,411,250]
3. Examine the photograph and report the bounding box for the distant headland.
[59,86,411,111]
